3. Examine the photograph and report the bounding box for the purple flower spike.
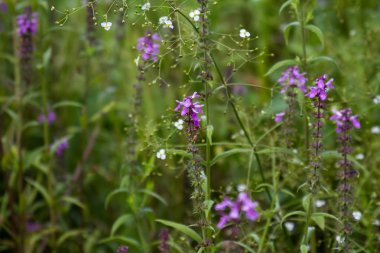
[0,3,8,12]
[17,9,38,36]
[137,32,161,62]
[55,138,69,157]
[278,66,307,93]
[215,192,259,229]
[175,92,204,129]
[330,108,360,133]
[275,112,285,123]
[306,74,334,101]
[116,245,129,253]
[38,110,57,125]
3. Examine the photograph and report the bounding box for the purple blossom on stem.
[159,229,170,253]
[38,111,57,125]
[17,10,38,36]
[278,66,307,93]
[330,108,360,133]
[55,139,69,157]
[306,74,334,101]
[137,32,161,62]
[0,2,8,12]
[116,245,128,253]
[26,221,42,233]
[275,112,285,123]
[215,192,259,229]
[175,92,204,129]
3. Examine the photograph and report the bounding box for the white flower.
[159,16,174,29]
[373,95,380,104]
[315,199,326,208]
[189,9,201,22]
[239,28,250,38]
[201,115,207,122]
[372,219,380,226]
[284,222,295,232]
[336,235,345,244]
[237,184,247,192]
[101,22,112,31]
[355,153,364,160]
[156,149,166,160]
[174,119,184,130]
[141,2,151,11]
[371,126,380,134]
[352,211,362,221]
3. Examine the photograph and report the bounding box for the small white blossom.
[174,119,184,130]
[372,219,380,226]
[201,115,207,122]
[189,9,201,22]
[284,222,295,232]
[101,22,112,31]
[371,126,380,134]
[315,199,326,208]
[355,153,364,160]
[336,235,345,244]
[237,184,247,192]
[159,16,174,29]
[239,28,250,38]
[156,149,166,160]
[373,95,380,104]
[141,2,151,11]
[352,211,362,221]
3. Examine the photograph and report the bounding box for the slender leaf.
[156,219,202,243]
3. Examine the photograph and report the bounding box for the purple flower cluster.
[116,245,128,253]
[175,92,204,129]
[278,66,307,93]
[55,139,69,157]
[17,10,38,36]
[275,111,285,123]
[0,2,8,12]
[159,229,169,253]
[306,74,334,101]
[137,32,161,62]
[38,111,57,125]
[215,192,259,229]
[330,108,360,133]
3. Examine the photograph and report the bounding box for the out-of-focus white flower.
[174,119,184,130]
[372,219,380,226]
[156,149,166,160]
[237,184,247,192]
[284,222,295,232]
[371,126,380,134]
[141,2,151,11]
[336,235,345,244]
[352,211,362,221]
[159,16,174,29]
[373,95,380,104]
[101,22,112,31]
[239,28,250,38]
[355,153,364,160]
[189,9,200,22]
[315,199,326,208]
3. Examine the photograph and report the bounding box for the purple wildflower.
[0,2,8,12]
[38,111,57,125]
[278,66,307,93]
[159,229,170,253]
[137,32,161,62]
[116,245,128,253]
[330,108,360,133]
[275,112,285,123]
[306,74,334,101]
[55,139,69,157]
[17,10,38,36]
[215,192,259,229]
[26,221,42,233]
[175,92,204,129]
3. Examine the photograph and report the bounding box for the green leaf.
[57,230,84,246]
[62,196,87,211]
[105,188,129,209]
[283,21,300,45]
[279,0,293,14]
[206,125,214,145]
[233,241,257,253]
[302,193,312,212]
[156,219,202,243]
[281,211,306,226]
[300,244,308,253]
[210,148,251,166]
[138,189,167,206]
[26,179,53,208]
[265,59,299,76]
[111,214,134,236]
[305,24,324,48]
[311,214,325,230]
[43,47,52,68]
[313,212,342,224]
[166,149,192,158]
[90,101,115,122]
[53,101,83,109]
[99,236,139,247]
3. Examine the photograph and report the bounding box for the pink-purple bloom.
[330,108,360,133]
[215,192,259,229]
[38,111,57,125]
[17,9,38,36]
[275,111,285,123]
[278,66,307,93]
[55,139,69,157]
[306,74,334,101]
[116,245,128,253]
[137,32,161,62]
[175,92,204,129]
[0,2,8,12]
